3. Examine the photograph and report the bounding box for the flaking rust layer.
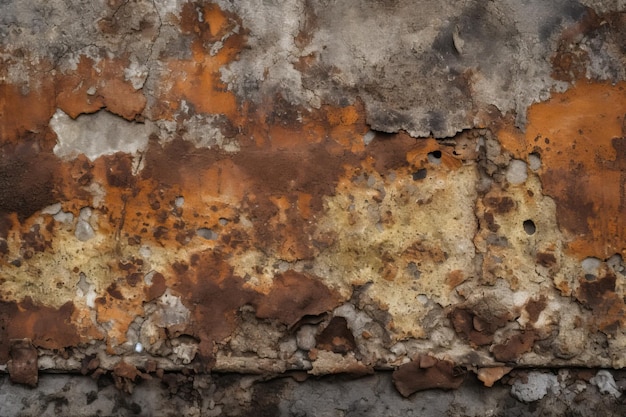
[0,0,625,394]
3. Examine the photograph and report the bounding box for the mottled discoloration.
[7,340,38,387]
[0,300,80,363]
[253,270,341,327]
[498,81,626,259]
[0,0,625,401]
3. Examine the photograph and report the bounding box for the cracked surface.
[0,0,625,406]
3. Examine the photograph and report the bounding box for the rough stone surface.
[0,0,625,413]
[0,370,626,416]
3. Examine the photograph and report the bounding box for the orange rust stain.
[55,56,105,117]
[0,298,81,363]
[95,287,144,350]
[164,53,238,119]
[56,55,146,120]
[0,81,56,142]
[498,82,626,259]
[405,138,462,169]
[324,102,369,152]
[576,272,626,333]
[155,3,244,121]
[168,251,255,368]
[297,192,313,220]
[2,25,375,357]
[269,123,325,149]
[446,270,466,289]
[203,3,229,38]
[253,270,342,327]
[270,195,290,222]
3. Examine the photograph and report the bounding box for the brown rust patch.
[491,330,538,362]
[104,153,136,189]
[21,223,51,256]
[0,298,80,363]
[446,270,466,289]
[366,132,417,173]
[576,272,626,332]
[392,355,465,397]
[253,270,341,328]
[576,273,616,309]
[551,10,625,83]
[484,196,516,214]
[476,366,512,387]
[170,251,255,368]
[449,306,509,347]
[145,272,167,301]
[0,141,62,221]
[0,80,56,143]
[106,283,124,300]
[498,81,626,259]
[7,339,38,387]
[113,360,141,380]
[55,55,146,120]
[113,360,144,393]
[524,296,547,324]
[139,98,368,261]
[536,252,557,268]
[152,3,244,121]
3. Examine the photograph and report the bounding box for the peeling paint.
[0,1,625,409]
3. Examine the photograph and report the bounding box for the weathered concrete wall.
[0,0,625,414]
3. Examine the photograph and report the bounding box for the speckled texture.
[0,0,625,409]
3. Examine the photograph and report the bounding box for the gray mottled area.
[1,0,624,138]
[219,0,624,136]
[1,370,625,416]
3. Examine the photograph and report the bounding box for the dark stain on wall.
[0,141,60,221]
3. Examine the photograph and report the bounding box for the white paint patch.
[51,109,155,161]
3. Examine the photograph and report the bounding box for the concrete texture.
[2,370,626,417]
[0,0,625,414]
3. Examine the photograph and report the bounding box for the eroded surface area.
[0,0,625,401]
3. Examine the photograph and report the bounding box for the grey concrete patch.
[1,370,626,416]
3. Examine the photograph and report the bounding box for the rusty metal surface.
[0,0,625,394]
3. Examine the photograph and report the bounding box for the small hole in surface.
[427,150,442,165]
[412,168,427,180]
[523,219,536,235]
